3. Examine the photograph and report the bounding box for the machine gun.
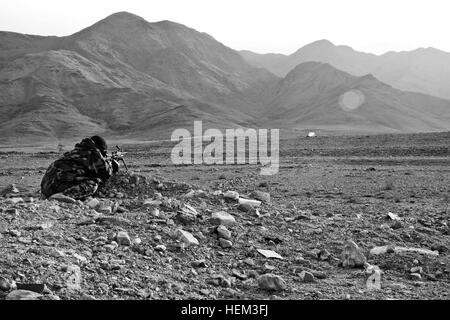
[110,146,128,171]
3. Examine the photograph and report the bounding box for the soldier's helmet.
[90,135,108,156]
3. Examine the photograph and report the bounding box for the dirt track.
[0,132,449,300]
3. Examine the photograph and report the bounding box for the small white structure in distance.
[306,132,317,138]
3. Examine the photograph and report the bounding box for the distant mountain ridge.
[0,12,449,143]
[241,39,450,100]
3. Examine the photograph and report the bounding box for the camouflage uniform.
[41,138,113,200]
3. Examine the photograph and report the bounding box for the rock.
[391,221,403,230]
[1,184,19,196]
[387,212,402,221]
[264,264,276,272]
[209,211,236,226]
[369,246,439,257]
[6,290,42,300]
[8,229,21,237]
[0,276,11,291]
[223,191,239,200]
[192,260,207,268]
[310,270,327,279]
[129,174,141,185]
[238,198,262,208]
[341,240,367,268]
[116,231,131,246]
[176,229,199,246]
[309,248,322,259]
[365,265,382,290]
[257,249,283,260]
[238,203,255,213]
[410,273,422,281]
[431,243,448,253]
[16,283,47,294]
[49,193,76,204]
[244,258,255,266]
[150,208,160,217]
[251,191,271,203]
[318,249,331,261]
[257,274,286,291]
[133,238,142,245]
[298,271,316,283]
[219,238,233,249]
[155,245,167,252]
[73,253,87,263]
[410,267,423,274]
[86,198,100,209]
[97,206,112,214]
[6,197,24,205]
[232,269,248,280]
[144,199,162,206]
[217,225,232,240]
[64,265,82,291]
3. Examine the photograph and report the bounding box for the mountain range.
[0,12,449,144]
[241,39,450,100]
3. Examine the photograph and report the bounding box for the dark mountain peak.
[71,11,150,37]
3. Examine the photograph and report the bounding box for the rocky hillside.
[0,12,276,143]
[260,62,450,133]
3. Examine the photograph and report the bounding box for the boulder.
[49,193,76,204]
[341,240,367,268]
[257,274,286,291]
[251,191,271,204]
[209,211,236,226]
[6,290,42,300]
[176,229,199,246]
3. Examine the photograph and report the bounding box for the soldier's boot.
[62,179,100,200]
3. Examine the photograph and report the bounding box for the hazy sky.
[1,0,449,55]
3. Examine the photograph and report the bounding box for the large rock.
[217,225,232,240]
[369,246,439,257]
[6,290,42,300]
[209,211,236,226]
[219,238,233,249]
[298,271,316,283]
[176,229,199,246]
[257,249,283,260]
[341,240,367,268]
[63,265,82,291]
[365,265,382,290]
[238,198,261,208]
[257,274,286,291]
[49,193,77,204]
[251,191,271,204]
[116,231,131,246]
[86,198,100,209]
[0,276,11,291]
[223,191,239,200]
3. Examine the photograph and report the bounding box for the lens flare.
[339,90,365,111]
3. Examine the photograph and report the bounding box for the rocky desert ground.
[0,132,449,300]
